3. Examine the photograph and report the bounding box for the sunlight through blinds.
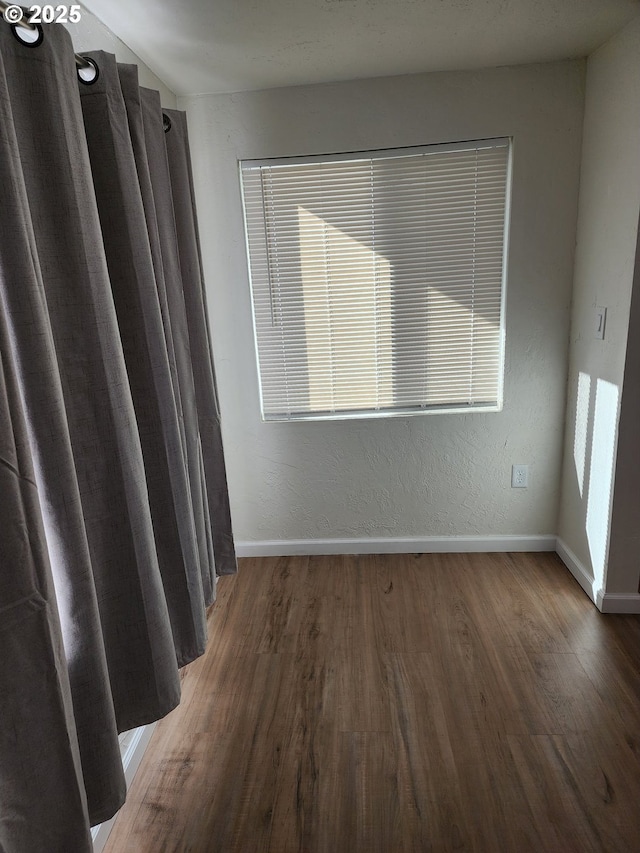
[240,138,511,421]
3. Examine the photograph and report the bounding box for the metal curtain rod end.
[76,54,94,71]
[1,2,37,30]
[76,55,98,77]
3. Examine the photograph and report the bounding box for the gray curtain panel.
[0,24,181,739]
[164,110,238,577]
[0,19,235,849]
[78,51,208,667]
[118,66,216,606]
[0,29,126,832]
[141,85,220,603]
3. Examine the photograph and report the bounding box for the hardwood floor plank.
[525,651,613,734]
[577,648,640,764]
[267,653,339,852]
[332,556,392,732]
[386,652,474,851]
[508,730,640,853]
[256,556,309,653]
[330,732,402,853]
[465,552,575,655]
[371,553,453,654]
[506,734,595,852]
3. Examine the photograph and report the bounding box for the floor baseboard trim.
[596,591,640,614]
[555,538,597,605]
[92,723,157,852]
[554,539,640,613]
[235,535,557,558]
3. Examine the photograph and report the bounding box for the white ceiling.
[81,0,640,96]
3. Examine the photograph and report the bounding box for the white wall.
[182,61,584,547]
[557,16,640,600]
[72,5,177,107]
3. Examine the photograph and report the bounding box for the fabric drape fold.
[0,307,93,853]
[164,109,237,577]
[117,65,215,608]
[0,33,126,830]
[78,51,208,667]
[0,23,181,740]
[141,83,220,604]
[0,23,235,852]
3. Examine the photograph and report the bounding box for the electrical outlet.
[511,464,529,488]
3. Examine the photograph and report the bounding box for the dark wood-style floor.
[104,553,640,852]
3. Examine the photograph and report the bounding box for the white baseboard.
[596,591,640,614]
[92,723,157,852]
[554,538,640,613]
[554,538,598,605]
[235,535,557,558]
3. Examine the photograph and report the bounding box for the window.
[240,138,511,421]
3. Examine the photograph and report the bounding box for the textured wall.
[558,17,640,595]
[69,7,177,107]
[182,61,584,544]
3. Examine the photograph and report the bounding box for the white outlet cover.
[511,464,529,488]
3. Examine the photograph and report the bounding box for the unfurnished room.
[1,1,640,851]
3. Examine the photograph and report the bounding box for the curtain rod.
[0,2,93,70]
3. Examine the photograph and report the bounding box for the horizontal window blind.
[240,139,511,421]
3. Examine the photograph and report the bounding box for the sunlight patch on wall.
[573,370,591,497]
[585,378,619,591]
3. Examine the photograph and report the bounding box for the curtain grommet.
[77,57,99,85]
[11,21,43,48]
